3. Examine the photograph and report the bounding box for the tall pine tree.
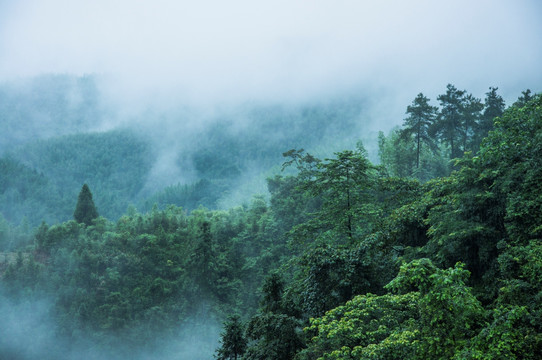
[398,93,438,169]
[461,93,483,153]
[73,184,99,226]
[215,315,247,360]
[433,84,466,159]
[478,87,505,143]
[513,89,532,108]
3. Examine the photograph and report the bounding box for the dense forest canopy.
[1,76,541,359]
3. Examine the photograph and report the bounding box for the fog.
[1,0,541,127]
[0,290,221,360]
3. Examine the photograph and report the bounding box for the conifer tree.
[461,93,483,153]
[433,84,466,159]
[215,315,247,360]
[398,93,438,168]
[73,183,99,225]
[479,87,505,138]
[513,89,532,108]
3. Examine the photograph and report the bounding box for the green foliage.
[0,156,63,226]
[512,89,533,108]
[398,93,439,169]
[379,85,508,180]
[0,213,33,251]
[1,129,153,226]
[481,94,542,244]
[283,147,377,246]
[1,201,293,355]
[245,312,303,360]
[1,79,371,227]
[293,243,387,318]
[459,305,541,359]
[421,94,542,284]
[475,87,505,149]
[244,273,304,360]
[462,94,484,153]
[375,178,430,254]
[1,82,541,359]
[313,149,374,242]
[432,84,467,159]
[293,95,542,358]
[142,179,223,212]
[2,253,44,299]
[477,239,542,358]
[216,315,247,360]
[303,259,485,360]
[378,128,449,181]
[267,173,319,236]
[300,292,420,360]
[379,129,418,178]
[15,129,153,220]
[73,184,99,226]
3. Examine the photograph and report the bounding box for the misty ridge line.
[0,74,374,225]
[0,73,536,229]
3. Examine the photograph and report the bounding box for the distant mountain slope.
[0,156,61,225]
[1,75,372,227]
[0,74,106,154]
[2,130,153,225]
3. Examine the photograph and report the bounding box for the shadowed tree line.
[379,84,532,182]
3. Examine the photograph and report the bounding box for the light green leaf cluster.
[303,259,485,360]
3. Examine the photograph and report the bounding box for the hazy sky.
[1,0,541,115]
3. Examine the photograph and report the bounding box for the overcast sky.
[1,0,541,118]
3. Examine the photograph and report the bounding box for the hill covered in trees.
[0,80,541,359]
[0,75,372,234]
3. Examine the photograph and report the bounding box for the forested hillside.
[0,75,371,233]
[1,130,153,228]
[1,83,541,359]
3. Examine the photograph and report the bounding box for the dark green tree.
[512,88,533,108]
[432,84,466,159]
[461,93,483,153]
[476,86,505,147]
[301,259,485,360]
[188,220,218,298]
[244,273,303,360]
[284,147,374,245]
[295,244,382,318]
[215,315,247,360]
[315,148,373,242]
[379,130,416,178]
[73,183,99,225]
[261,272,286,313]
[397,93,438,169]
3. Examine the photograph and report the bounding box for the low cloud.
[0,291,221,360]
[1,0,540,116]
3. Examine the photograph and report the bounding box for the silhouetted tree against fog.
[397,93,438,168]
[432,84,466,159]
[475,86,505,149]
[73,183,99,225]
[461,93,483,153]
[513,88,532,108]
